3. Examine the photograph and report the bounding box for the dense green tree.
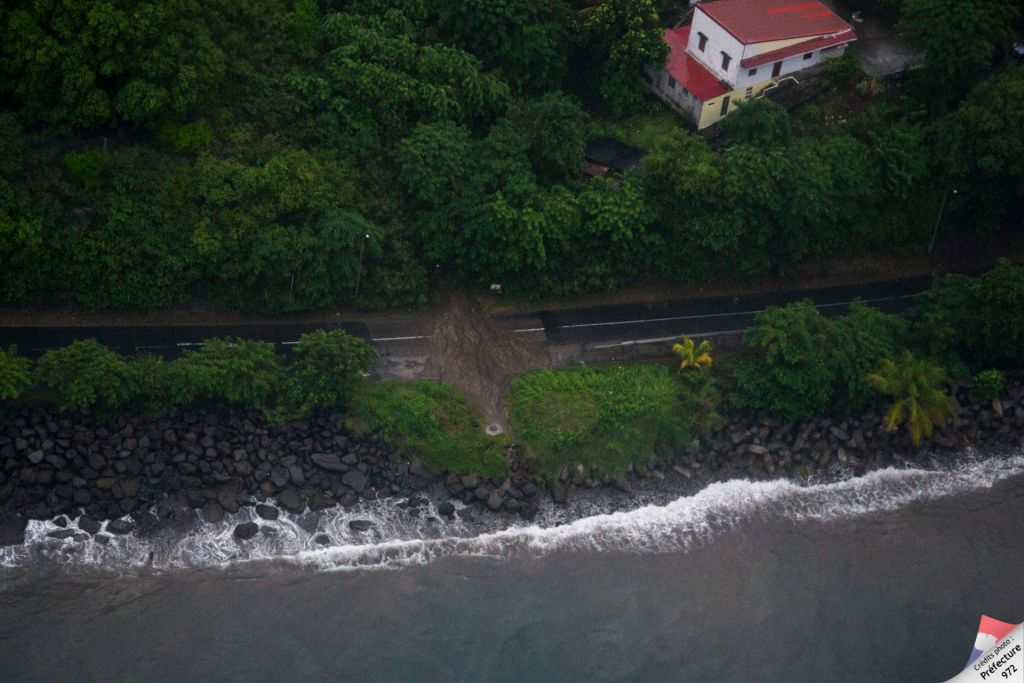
[733,301,836,420]
[396,122,474,208]
[581,0,668,115]
[432,0,575,92]
[1,0,226,127]
[33,340,134,412]
[494,93,591,185]
[0,346,31,400]
[941,67,1024,234]
[911,261,1024,369]
[899,0,1016,87]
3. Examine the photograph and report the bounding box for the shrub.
[272,329,375,420]
[829,301,908,411]
[733,301,835,421]
[33,339,133,412]
[509,364,717,476]
[175,338,284,408]
[0,345,31,400]
[126,354,195,416]
[911,261,1024,369]
[347,380,508,477]
[972,369,1005,402]
[822,52,860,91]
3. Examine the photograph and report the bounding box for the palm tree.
[867,351,954,446]
[672,337,713,372]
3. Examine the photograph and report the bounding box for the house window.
[748,68,757,76]
[668,76,677,89]
[721,52,731,70]
[803,52,813,60]
[697,32,708,51]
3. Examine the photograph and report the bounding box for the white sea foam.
[2,450,1022,574]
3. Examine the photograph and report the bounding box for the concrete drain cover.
[485,423,504,436]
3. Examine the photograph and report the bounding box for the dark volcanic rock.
[255,504,280,521]
[348,519,373,532]
[341,471,367,494]
[314,533,330,546]
[201,502,225,524]
[310,453,346,472]
[47,529,78,540]
[77,515,102,535]
[233,522,259,541]
[106,519,135,535]
[437,501,456,518]
[277,487,305,513]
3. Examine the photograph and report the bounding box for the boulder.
[77,515,102,535]
[348,519,373,532]
[829,426,850,442]
[106,519,135,535]
[47,529,78,540]
[487,489,505,511]
[217,489,240,513]
[27,449,44,464]
[232,522,259,541]
[201,502,225,524]
[277,488,305,514]
[437,501,456,518]
[314,533,330,546]
[310,453,346,472]
[341,470,368,494]
[255,504,280,521]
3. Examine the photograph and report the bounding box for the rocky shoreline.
[1,380,1022,547]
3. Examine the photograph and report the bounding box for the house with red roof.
[642,0,856,129]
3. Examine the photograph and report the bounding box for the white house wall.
[688,9,744,86]
[641,65,704,126]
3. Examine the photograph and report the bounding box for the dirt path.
[423,289,548,434]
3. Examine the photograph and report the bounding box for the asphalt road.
[0,275,933,358]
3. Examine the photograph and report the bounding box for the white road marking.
[588,328,749,349]
[553,294,916,330]
[370,335,429,342]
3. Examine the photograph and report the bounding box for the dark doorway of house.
[772,61,782,78]
[720,96,730,117]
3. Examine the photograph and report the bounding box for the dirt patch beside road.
[424,289,548,434]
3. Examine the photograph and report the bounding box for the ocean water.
[0,451,1021,682]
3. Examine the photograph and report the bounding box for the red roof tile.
[698,0,853,43]
[662,27,729,102]
[740,29,856,68]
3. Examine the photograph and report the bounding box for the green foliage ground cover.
[508,364,718,476]
[345,380,508,477]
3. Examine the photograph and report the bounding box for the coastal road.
[0,275,933,358]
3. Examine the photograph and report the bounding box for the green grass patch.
[508,364,718,478]
[608,108,690,150]
[346,380,508,477]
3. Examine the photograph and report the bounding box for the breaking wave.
[2,449,1022,574]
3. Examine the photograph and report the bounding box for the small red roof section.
[740,29,856,68]
[699,0,853,44]
[662,27,729,102]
